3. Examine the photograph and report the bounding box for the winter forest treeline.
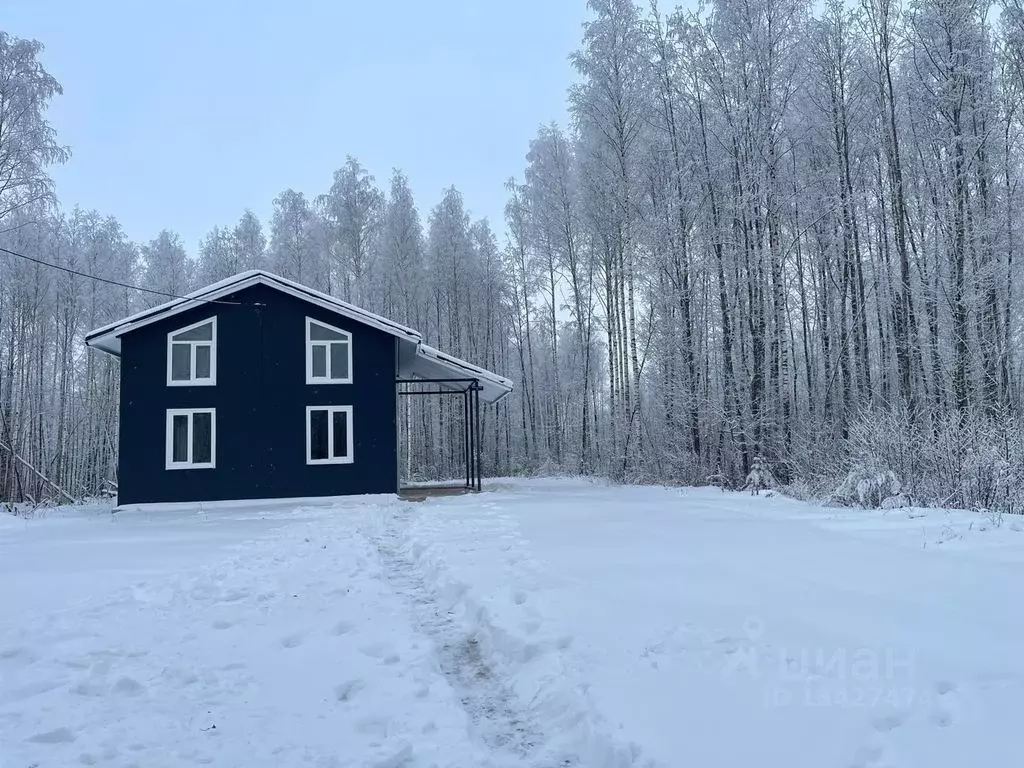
[4,0,1024,510]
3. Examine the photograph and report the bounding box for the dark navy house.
[85,270,512,507]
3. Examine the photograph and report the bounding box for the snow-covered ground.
[2,479,1022,767]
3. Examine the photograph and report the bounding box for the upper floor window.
[167,317,217,386]
[306,318,352,384]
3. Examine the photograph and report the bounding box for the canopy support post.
[474,383,482,492]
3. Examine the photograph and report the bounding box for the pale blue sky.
[6,1,588,253]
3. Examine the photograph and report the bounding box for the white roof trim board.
[85,270,513,404]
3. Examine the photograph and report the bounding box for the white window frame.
[306,405,354,465]
[305,317,352,385]
[167,316,217,386]
[165,408,216,470]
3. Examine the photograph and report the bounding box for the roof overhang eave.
[399,344,514,405]
[85,333,122,357]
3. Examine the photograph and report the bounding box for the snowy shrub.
[779,479,816,501]
[859,471,901,508]
[842,407,1024,515]
[926,412,1024,514]
[535,457,563,477]
[705,466,732,491]
[829,469,862,507]
[742,456,779,494]
[845,408,921,492]
[831,466,901,508]
[978,506,1005,529]
[1,498,54,518]
[784,420,849,499]
[880,493,912,510]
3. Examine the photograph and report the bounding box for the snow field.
[3,478,1024,767]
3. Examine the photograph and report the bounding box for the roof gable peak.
[84,270,421,356]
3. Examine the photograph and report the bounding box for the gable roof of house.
[84,270,513,404]
[84,270,422,354]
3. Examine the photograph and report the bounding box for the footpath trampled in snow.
[3,479,1023,767]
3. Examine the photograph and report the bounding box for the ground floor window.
[306,405,353,465]
[166,408,215,469]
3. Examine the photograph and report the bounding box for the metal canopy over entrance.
[396,341,513,406]
[395,339,511,497]
[397,377,483,493]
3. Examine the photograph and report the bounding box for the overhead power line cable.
[0,245,243,305]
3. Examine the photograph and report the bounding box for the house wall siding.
[118,283,398,504]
